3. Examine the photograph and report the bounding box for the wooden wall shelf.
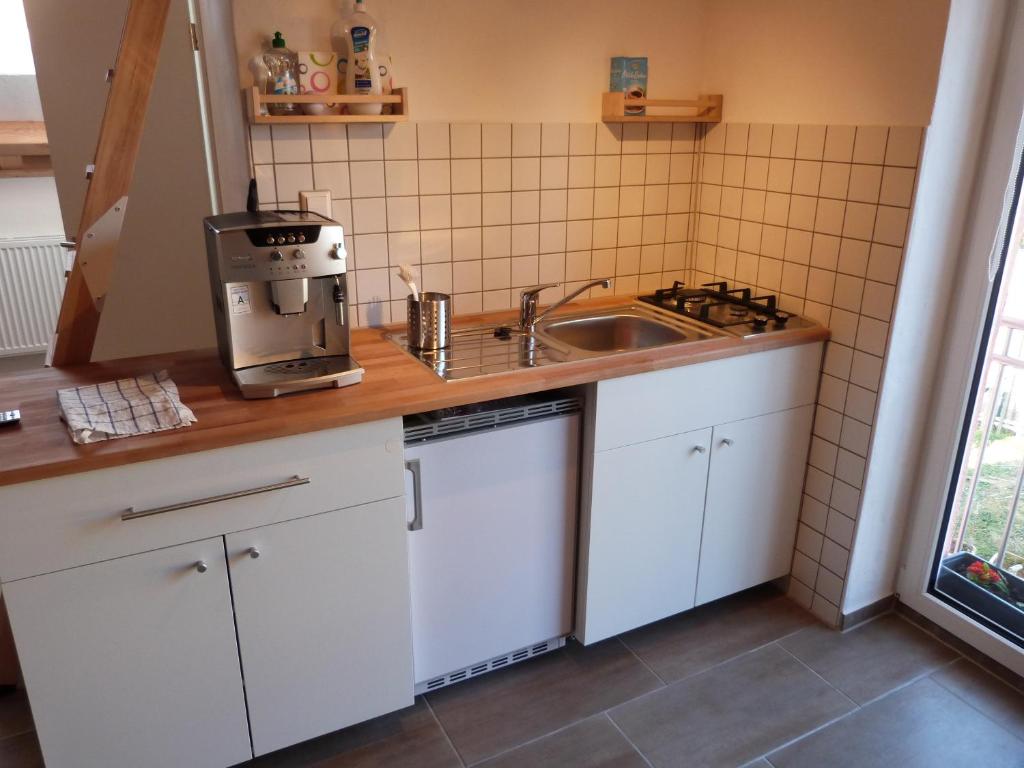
[601,92,723,124]
[0,121,52,178]
[247,86,409,124]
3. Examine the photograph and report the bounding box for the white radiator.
[0,237,66,357]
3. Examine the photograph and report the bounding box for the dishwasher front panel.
[404,413,579,686]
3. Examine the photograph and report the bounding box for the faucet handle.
[520,283,558,299]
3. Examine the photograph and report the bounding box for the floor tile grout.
[852,657,958,710]
[603,711,655,768]
[614,635,667,687]
[462,713,595,767]
[773,640,861,710]
[928,665,1024,747]
[422,695,468,768]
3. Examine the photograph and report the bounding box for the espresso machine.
[204,210,363,398]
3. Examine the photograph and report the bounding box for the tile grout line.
[460,711,599,767]
[614,635,667,687]
[928,665,1024,746]
[603,711,656,768]
[422,695,468,768]
[773,640,860,709]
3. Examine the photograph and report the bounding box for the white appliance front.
[404,414,579,686]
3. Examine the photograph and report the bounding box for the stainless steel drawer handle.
[195,561,208,574]
[248,547,261,559]
[121,475,310,521]
[405,459,424,532]
[693,445,706,454]
[720,438,734,447]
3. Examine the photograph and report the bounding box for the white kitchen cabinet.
[576,428,711,644]
[695,405,815,605]
[576,343,823,644]
[226,498,414,757]
[3,538,251,768]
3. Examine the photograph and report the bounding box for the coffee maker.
[204,210,363,398]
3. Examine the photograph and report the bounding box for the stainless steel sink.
[535,305,719,355]
[387,303,724,381]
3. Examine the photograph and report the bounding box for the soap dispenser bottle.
[262,31,300,116]
[333,0,383,115]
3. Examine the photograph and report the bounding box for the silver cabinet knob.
[248,547,261,559]
[195,561,208,574]
[721,438,734,447]
[693,445,706,454]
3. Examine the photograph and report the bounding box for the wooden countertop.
[0,297,828,487]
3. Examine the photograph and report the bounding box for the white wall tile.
[386,196,420,231]
[420,195,452,229]
[512,123,541,157]
[569,123,597,155]
[879,167,916,207]
[568,156,596,188]
[884,126,923,167]
[482,192,511,225]
[541,156,568,189]
[384,160,418,196]
[852,126,888,165]
[418,123,450,159]
[349,161,386,198]
[452,227,482,262]
[348,124,384,160]
[796,125,826,161]
[251,125,273,164]
[387,231,420,265]
[874,206,910,246]
[847,165,882,203]
[310,124,348,162]
[254,165,276,203]
[482,258,511,289]
[452,194,482,228]
[275,163,312,202]
[452,260,482,292]
[596,123,622,155]
[541,123,569,156]
[450,124,482,158]
[823,126,856,163]
[350,196,385,233]
[567,188,595,220]
[451,159,482,194]
[540,190,567,222]
[383,122,417,160]
[746,124,772,157]
[866,243,901,284]
[482,225,511,259]
[482,123,512,157]
[482,158,512,192]
[842,202,876,240]
[540,222,567,254]
[354,233,389,269]
[418,159,451,195]
[622,123,648,155]
[421,229,453,264]
[512,157,540,190]
[511,254,539,286]
[271,124,311,163]
[595,155,621,187]
[511,191,540,224]
[770,125,797,158]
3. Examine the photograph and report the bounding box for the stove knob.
[270,250,284,262]
[293,248,305,260]
[753,314,770,328]
[773,311,791,327]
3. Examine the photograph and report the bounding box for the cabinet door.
[696,405,814,606]
[577,428,712,644]
[3,539,251,768]
[227,498,414,757]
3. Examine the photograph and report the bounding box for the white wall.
[702,0,948,125]
[234,0,700,122]
[0,177,62,239]
[232,0,947,125]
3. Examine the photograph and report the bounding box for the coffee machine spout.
[270,277,309,315]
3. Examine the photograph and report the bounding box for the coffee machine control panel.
[209,221,346,284]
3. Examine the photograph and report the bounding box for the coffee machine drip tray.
[232,355,364,399]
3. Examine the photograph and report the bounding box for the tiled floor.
[2,586,1022,767]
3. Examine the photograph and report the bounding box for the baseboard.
[840,595,897,630]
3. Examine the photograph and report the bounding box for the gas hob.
[638,281,815,338]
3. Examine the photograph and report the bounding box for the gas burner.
[637,280,811,338]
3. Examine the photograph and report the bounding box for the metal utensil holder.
[407,292,452,350]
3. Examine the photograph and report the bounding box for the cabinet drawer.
[592,343,822,451]
[0,418,404,582]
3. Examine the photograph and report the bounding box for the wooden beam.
[51,0,171,366]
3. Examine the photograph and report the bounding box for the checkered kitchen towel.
[57,370,197,444]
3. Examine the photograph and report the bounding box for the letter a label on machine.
[229,285,252,315]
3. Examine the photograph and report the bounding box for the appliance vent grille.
[416,636,566,694]
[404,396,581,443]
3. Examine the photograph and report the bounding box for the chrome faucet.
[519,279,612,330]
